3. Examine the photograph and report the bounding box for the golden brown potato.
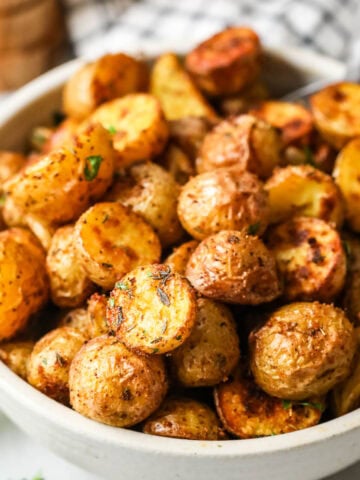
[143,397,226,440]
[268,216,346,302]
[87,292,108,338]
[41,118,80,154]
[333,138,360,232]
[218,81,269,116]
[63,53,148,120]
[69,335,167,427]
[186,230,281,305]
[27,326,87,404]
[107,264,196,355]
[164,240,199,275]
[0,340,34,379]
[87,94,169,171]
[150,53,218,121]
[0,151,26,183]
[214,367,324,439]
[178,168,269,240]
[0,228,48,341]
[159,143,195,185]
[250,302,357,400]
[46,225,95,308]
[265,165,344,227]
[342,233,360,325]
[169,116,216,161]
[250,101,313,145]
[185,27,261,96]
[170,297,240,387]
[197,114,282,179]
[105,162,184,247]
[310,82,360,149]
[74,202,161,290]
[58,308,91,338]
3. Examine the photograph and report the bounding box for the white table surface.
[0,412,360,480]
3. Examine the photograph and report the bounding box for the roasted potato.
[268,216,346,302]
[150,53,217,121]
[143,397,226,440]
[215,367,324,438]
[27,326,87,404]
[218,81,269,116]
[46,225,95,308]
[186,230,281,305]
[342,233,360,325]
[178,168,269,240]
[0,228,48,341]
[105,162,184,247]
[40,118,80,154]
[170,297,240,387]
[87,292,108,338]
[87,93,169,170]
[265,165,344,227]
[74,202,161,290]
[333,138,360,232]
[250,302,357,400]
[0,340,34,379]
[0,151,26,182]
[310,82,360,149]
[165,240,199,275]
[185,27,261,96]
[63,53,148,120]
[197,114,282,179]
[58,308,91,338]
[107,264,196,355]
[69,335,167,427]
[159,143,195,185]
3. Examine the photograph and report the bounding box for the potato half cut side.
[107,264,197,355]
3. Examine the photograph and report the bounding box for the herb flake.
[108,125,117,135]
[84,155,103,181]
[157,287,170,306]
[0,193,6,206]
[108,297,115,308]
[247,222,261,236]
[115,281,130,291]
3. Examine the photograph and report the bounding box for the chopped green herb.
[247,222,261,236]
[157,287,170,306]
[102,213,109,223]
[304,146,316,167]
[108,125,117,135]
[282,399,292,410]
[115,281,129,291]
[342,240,352,263]
[84,155,103,181]
[41,358,48,366]
[108,297,115,308]
[116,306,124,327]
[147,265,172,285]
[151,336,163,344]
[297,401,325,412]
[55,352,66,367]
[0,193,6,206]
[31,132,47,149]
[152,348,159,354]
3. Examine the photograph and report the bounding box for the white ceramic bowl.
[0,44,357,480]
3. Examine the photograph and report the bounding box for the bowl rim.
[0,44,356,458]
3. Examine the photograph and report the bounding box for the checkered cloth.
[63,0,358,61]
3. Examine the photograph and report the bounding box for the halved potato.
[107,264,196,355]
[74,202,161,290]
[150,53,217,121]
[310,82,360,149]
[87,292,108,338]
[63,53,148,120]
[87,93,169,170]
[185,27,261,96]
[265,165,344,227]
[164,240,199,275]
[342,233,360,325]
[197,114,282,179]
[58,308,91,338]
[159,143,195,185]
[214,367,324,438]
[143,397,226,440]
[0,340,34,379]
[268,216,346,302]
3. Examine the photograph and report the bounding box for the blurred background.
[0,0,357,92]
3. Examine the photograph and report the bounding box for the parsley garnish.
[282,399,325,411]
[84,155,103,181]
[55,352,66,367]
[157,287,170,306]
[116,306,124,327]
[304,146,316,167]
[247,222,261,236]
[0,193,6,206]
[108,125,117,135]
[282,399,292,410]
[102,214,109,223]
[108,297,115,308]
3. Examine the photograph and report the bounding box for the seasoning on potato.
[69,335,167,427]
[165,240,199,275]
[250,302,357,400]
[0,340,34,379]
[87,292,108,338]
[107,264,196,355]
[186,230,281,304]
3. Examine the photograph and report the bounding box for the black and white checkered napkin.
[63,0,358,60]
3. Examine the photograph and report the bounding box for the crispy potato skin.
[0,340,34,379]
[143,397,226,440]
[186,230,281,305]
[198,115,281,179]
[58,308,91,339]
[0,228,49,341]
[159,143,195,185]
[87,94,169,170]
[268,217,346,302]
[178,168,269,240]
[63,53,148,120]
[333,138,360,232]
[170,297,240,387]
[310,82,360,149]
[69,335,167,427]
[165,240,199,275]
[27,327,87,404]
[265,165,344,227]
[185,27,261,96]
[214,368,323,439]
[87,292,108,338]
[105,162,184,247]
[74,202,161,290]
[169,116,216,161]
[150,53,218,121]
[46,225,95,308]
[107,264,197,355]
[250,302,357,400]
[342,233,360,325]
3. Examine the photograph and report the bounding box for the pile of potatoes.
[2,26,360,441]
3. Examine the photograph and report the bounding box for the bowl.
[0,43,357,480]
